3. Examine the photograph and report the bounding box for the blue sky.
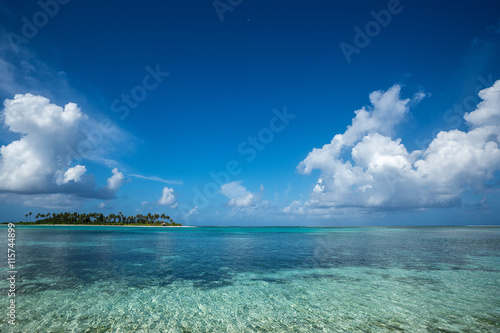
[0,0,499,225]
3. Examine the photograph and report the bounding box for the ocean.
[1,226,499,332]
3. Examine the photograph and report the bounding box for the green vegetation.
[15,212,181,226]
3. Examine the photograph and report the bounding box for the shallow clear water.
[1,226,499,332]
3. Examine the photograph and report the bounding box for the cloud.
[129,174,182,185]
[185,206,198,218]
[220,181,255,207]
[61,165,87,184]
[106,168,124,191]
[0,46,75,101]
[0,93,86,191]
[0,56,21,97]
[282,200,305,214]
[158,187,176,206]
[294,81,500,213]
[0,94,125,207]
[463,83,500,128]
[0,193,83,210]
[218,181,277,221]
[298,85,411,175]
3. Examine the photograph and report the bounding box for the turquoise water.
[1,226,499,332]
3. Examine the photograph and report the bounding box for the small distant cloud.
[220,181,255,208]
[107,168,124,191]
[63,165,87,184]
[412,91,427,103]
[185,206,198,218]
[282,200,305,215]
[129,174,182,185]
[158,187,177,207]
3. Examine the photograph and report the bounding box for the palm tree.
[29,212,32,222]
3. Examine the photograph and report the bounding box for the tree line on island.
[21,212,182,226]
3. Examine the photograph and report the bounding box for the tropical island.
[12,212,182,226]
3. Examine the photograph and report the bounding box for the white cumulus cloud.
[282,200,306,214]
[158,187,176,206]
[220,181,255,208]
[294,81,500,213]
[0,94,85,191]
[106,168,124,191]
[0,94,126,207]
[56,165,87,185]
